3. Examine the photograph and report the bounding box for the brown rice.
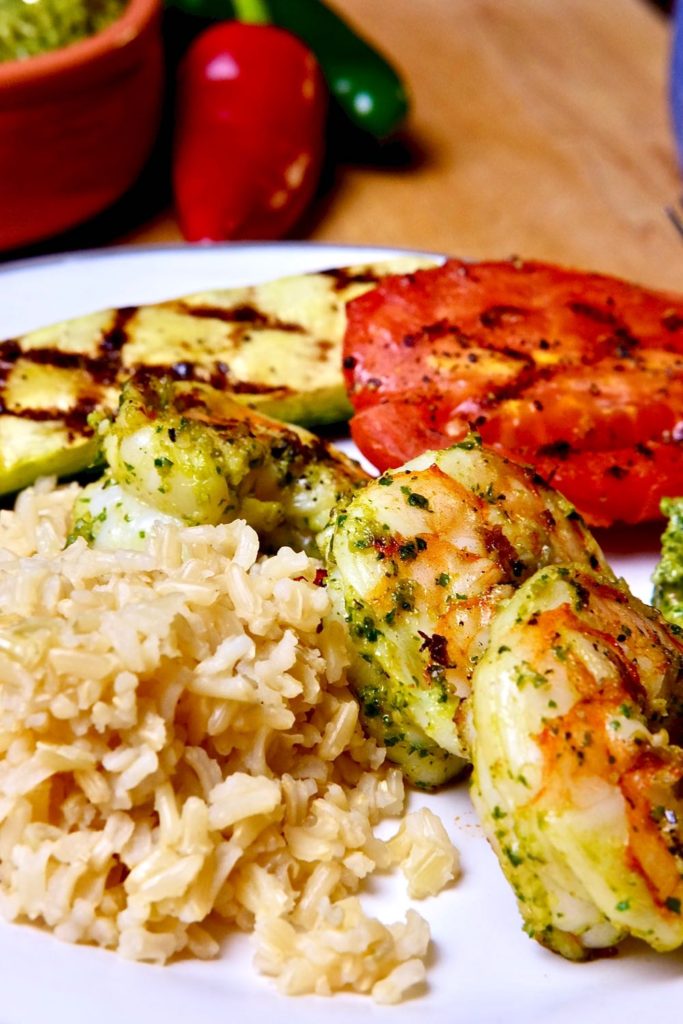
[0,479,459,1003]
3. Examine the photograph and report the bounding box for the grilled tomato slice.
[343,258,683,526]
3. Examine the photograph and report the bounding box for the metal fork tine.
[666,195,683,239]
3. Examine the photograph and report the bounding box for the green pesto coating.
[652,497,683,630]
[70,374,367,557]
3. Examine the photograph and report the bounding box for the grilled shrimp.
[471,564,683,960]
[70,374,367,554]
[325,438,610,788]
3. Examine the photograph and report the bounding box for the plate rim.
[0,239,444,279]
[0,238,673,1023]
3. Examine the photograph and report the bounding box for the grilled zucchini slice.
[0,257,435,495]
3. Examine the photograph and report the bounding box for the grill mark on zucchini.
[0,257,437,495]
[0,401,96,435]
[0,300,298,421]
[139,361,292,395]
[0,341,103,429]
[1,342,90,373]
[97,306,137,383]
[0,307,136,383]
[321,267,390,290]
[175,301,301,332]
[3,261,436,422]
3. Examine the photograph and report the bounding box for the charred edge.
[561,587,652,703]
[417,630,453,667]
[547,592,648,704]
[539,509,556,531]
[482,525,525,579]
[627,751,683,863]
[401,320,469,350]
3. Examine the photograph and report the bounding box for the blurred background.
[1,0,682,291]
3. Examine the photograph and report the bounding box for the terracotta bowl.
[0,0,164,252]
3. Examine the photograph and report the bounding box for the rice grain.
[0,481,460,1002]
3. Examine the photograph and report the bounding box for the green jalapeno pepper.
[266,0,409,138]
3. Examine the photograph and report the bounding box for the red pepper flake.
[293,568,327,586]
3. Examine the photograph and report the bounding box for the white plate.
[0,242,675,1024]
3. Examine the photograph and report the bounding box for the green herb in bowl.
[652,496,683,629]
[0,0,128,62]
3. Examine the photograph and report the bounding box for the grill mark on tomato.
[538,440,573,460]
[345,259,683,524]
[446,355,556,426]
[454,339,653,420]
[402,320,465,351]
[471,358,545,409]
[406,330,602,427]
[610,326,642,360]
[366,311,641,421]
[567,300,620,326]
[663,311,683,332]
[479,304,527,328]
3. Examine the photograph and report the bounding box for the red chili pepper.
[173,22,326,241]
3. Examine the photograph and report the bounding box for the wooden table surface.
[21,0,683,291]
